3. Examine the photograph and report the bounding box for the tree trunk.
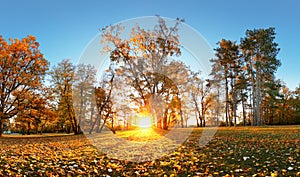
[195,111,200,127]
[242,97,246,126]
[0,120,3,137]
[72,115,79,135]
[270,109,274,125]
[233,106,237,127]
[200,118,203,127]
[27,122,30,135]
[89,113,99,134]
[162,108,168,130]
[216,88,220,126]
[96,116,102,133]
[255,71,262,126]
[157,119,162,129]
[185,114,188,128]
[258,73,262,126]
[225,77,229,127]
[252,81,257,126]
[35,122,38,134]
[180,109,184,128]
[99,110,115,134]
[196,106,202,127]
[99,119,106,133]
[248,56,257,126]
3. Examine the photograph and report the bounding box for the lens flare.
[137,115,152,128]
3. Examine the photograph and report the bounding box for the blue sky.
[1,0,299,90]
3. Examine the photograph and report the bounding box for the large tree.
[240,27,281,126]
[101,16,188,130]
[0,35,49,136]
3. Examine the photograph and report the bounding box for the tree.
[50,59,80,134]
[89,69,115,134]
[200,80,212,127]
[240,27,281,126]
[190,72,203,127]
[210,28,281,126]
[274,81,298,125]
[73,64,97,132]
[101,16,188,130]
[292,85,300,124]
[235,72,250,126]
[190,72,212,127]
[0,35,49,136]
[208,80,223,126]
[262,79,281,125]
[14,87,56,134]
[210,39,240,126]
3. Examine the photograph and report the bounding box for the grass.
[1,133,74,138]
[0,126,300,176]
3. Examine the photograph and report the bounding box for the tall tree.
[50,59,80,134]
[0,35,49,136]
[101,16,187,130]
[73,64,97,132]
[210,39,240,126]
[240,27,281,126]
[235,71,250,126]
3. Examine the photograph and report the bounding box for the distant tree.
[262,79,281,125]
[292,85,300,124]
[190,72,212,127]
[73,64,97,132]
[201,80,212,127]
[262,81,300,125]
[190,72,203,127]
[50,59,80,134]
[0,35,49,136]
[278,83,294,124]
[89,69,115,134]
[208,80,223,126]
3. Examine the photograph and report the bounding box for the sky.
[1,0,300,90]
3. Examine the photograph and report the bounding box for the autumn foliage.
[0,35,49,136]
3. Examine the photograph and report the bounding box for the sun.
[137,115,153,128]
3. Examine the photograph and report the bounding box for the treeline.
[0,35,100,135]
[210,28,300,126]
[1,17,299,136]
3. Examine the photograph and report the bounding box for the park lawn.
[1,133,74,138]
[0,126,300,176]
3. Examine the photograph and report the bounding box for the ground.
[0,126,300,176]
